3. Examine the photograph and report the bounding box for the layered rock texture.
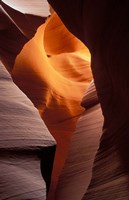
[0,61,56,199]
[55,81,104,200]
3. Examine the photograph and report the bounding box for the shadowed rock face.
[0,61,56,199]
[48,0,129,199]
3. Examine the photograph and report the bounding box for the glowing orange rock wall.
[11,12,92,198]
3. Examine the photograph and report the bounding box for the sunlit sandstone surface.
[11,11,92,199]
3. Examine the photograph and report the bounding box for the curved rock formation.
[3,1,125,199]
